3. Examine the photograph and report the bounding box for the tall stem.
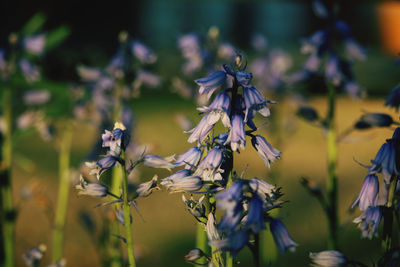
[382,174,398,252]
[52,121,73,262]
[1,87,14,267]
[195,223,208,266]
[326,84,338,250]
[120,150,136,267]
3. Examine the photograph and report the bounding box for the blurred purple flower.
[24,34,46,56]
[270,218,297,253]
[351,174,379,211]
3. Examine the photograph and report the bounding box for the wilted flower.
[309,250,347,267]
[251,135,281,168]
[143,155,175,171]
[351,174,379,211]
[353,206,382,239]
[76,175,109,198]
[269,218,297,253]
[136,175,159,197]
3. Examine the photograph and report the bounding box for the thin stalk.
[382,174,398,252]
[52,121,73,262]
[1,87,14,267]
[225,252,233,267]
[253,234,260,267]
[108,81,124,267]
[195,223,208,266]
[326,84,338,250]
[120,150,136,267]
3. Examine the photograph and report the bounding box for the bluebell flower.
[270,218,297,253]
[196,147,224,181]
[197,92,231,128]
[161,169,192,186]
[102,122,130,156]
[206,212,221,242]
[136,175,159,197]
[23,90,51,105]
[115,208,132,226]
[143,154,175,171]
[174,146,202,169]
[195,71,227,99]
[186,114,215,144]
[304,52,321,72]
[344,38,366,61]
[184,249,204,262]
[209,230,249,257]
[243,86,276,122]
[325,54,342,86]
[312,0,330,19]
[225,114,246,152]
[353,206,382,239]
[131,41,157,64]
[86,156,118,179]
[309,250,347,267]
[76,175,109,198]
[369,141,397,183]
[218,204,243,233]
[385,84,400,110]
[216,182,244,212]
[236,71,253,87]
[23,34,46,56]
[249,177,275,200]
[251,135,281,168]
[19,58,40,82]
[244,196,266,233]
[162,175,203,193]
[351,174,379,211]
[344,81,362,98]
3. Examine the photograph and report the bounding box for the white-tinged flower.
[186,114,215,144]
[225,115,246,152]
[195,71,227,99]
[309,250,347,267]
[251,135,281,168]
[197,92,231,128]
[136,175,159,197]
[75,175,109,198]
[24,34,46,55]
[143,154,175,171]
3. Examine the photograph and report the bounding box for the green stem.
[195,223,208,266]
[1,87,14,267]
[225,252,233,267]
[121,151,136,267]
[52,121,73,263]
[326,84,338,250]
[382,175,398,252]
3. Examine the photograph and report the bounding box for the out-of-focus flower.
[309,250,347,267]
[19,58,40,82]
[24,34,46,56]
[22,244,47,267]
[244,196,266,233]
[131,41,157,64]
[143,155,175,171]
[385,84,400,110]
[23,89,51,105]
[270,218,297,253]
[184,248,205,262]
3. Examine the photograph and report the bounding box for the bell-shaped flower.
[309,250,347,267]
[86,156,118,179]
[325,54,342,86]
[76,175,109,198]
[251,135,281,168]
[243,86,276,122]
[216,182,244,212]
[174,146,202,169]
[115,208,132,226]
[244,196,266,233]
[209,230,249,257]
[249,177,275,200]
[182,195,206,218]
[351,174,379,211]
[370,141,397,183]
[143,154,175,171]
[131,41,157,64]
[195,71,227,99]
[270,218,297,253]
[161,169,192,186]
[184,249,205,262]
[102,122,130,156]
[236,71,252,87]
[385,84,400,110]
[225,115,246,152]
[198,148,223,171]
[206,212,221,242]
[162,175,203,193]
[24,34,46,56]
[197,92,231,128]
[186,114,215,144]
[136,175,159,197]
[353,206,382,239]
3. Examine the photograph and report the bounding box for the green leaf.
[21,13,46,35]
[45,26,71,51]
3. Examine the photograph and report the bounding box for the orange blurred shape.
[378,1,400,56]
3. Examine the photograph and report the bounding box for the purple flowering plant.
[164,55,295,266]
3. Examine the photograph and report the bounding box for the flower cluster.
[290,0,366,98]
[164,57,294,263]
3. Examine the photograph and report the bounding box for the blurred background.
[2,0,400,266]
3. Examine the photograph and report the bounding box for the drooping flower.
[385,84,400,110]
[182,195,206,218]
[174,146,202,169]
[243,86,276,122]
[143,155,175,171]
[309,250,347,267]
[136,175,159,197]
[369,141,397,183]
[186,114,215,144]
[225,114,246,152]
[162,175,203,193]
[76,175,109,198]
[197,92,231,128]
[131,41,157,64]
[244,196,266,233]
[351,174,379,211]
[251,135,281,168]
[195,71,227,98]
[353,206,382,239]
[269,218,297,253]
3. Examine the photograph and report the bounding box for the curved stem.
[52,121,73,262]
[121,151,136,267]
[1,87,14,267]
[326,84,338,250]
